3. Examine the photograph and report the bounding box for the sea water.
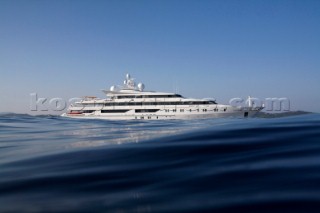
[1,113,320,212]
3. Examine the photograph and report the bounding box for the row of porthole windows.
[135,116,159,119]
[135,115,175,119]
[133,108,227,119]
[163,108,226,112]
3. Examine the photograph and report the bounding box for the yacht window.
[135,109,159,113]
[83,104,95,107]
[117,96,137,99]
[83,110,95,113]
[128,94,183,99]
[101,110,129,113]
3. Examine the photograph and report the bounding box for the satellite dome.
[137,83,145,91]
[110,85,118,91]
[126,73,131,79]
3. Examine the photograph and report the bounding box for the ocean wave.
[0,114,320,212]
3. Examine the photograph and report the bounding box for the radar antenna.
[122,73,145,91]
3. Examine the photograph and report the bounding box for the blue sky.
[1,0,320,113]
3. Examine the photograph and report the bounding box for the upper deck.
[75,74,217,105]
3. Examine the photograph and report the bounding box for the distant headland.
[256,111,314,118]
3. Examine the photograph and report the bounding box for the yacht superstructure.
[62,74,263,120]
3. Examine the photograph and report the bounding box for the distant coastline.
[256,111,314,118]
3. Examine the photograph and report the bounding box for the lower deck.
[62,107,262,120]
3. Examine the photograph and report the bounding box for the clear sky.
[1,0,320,114]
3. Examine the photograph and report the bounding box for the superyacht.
[61,74,263,120]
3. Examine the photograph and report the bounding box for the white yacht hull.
[62,74,264,120]
[61,108,262,120]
